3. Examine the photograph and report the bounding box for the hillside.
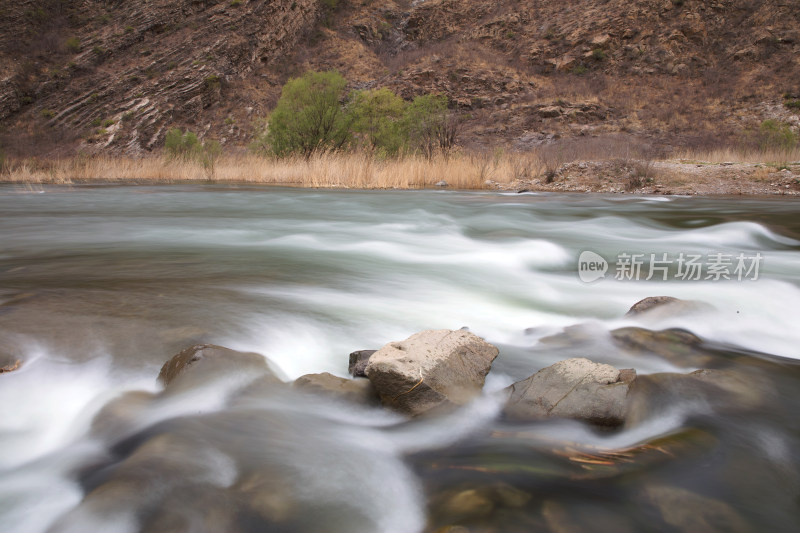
[0,0,798,158]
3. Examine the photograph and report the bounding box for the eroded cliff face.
[0,0,321,154]
[0,0,798,156]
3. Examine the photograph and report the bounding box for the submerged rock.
[542,499,636,533]
[611,327,717,367]
[364,329,499,416]
[90,390,157,440]
[348,349,376,377]
[293,372,380,406]
[626,296,712,318]
[641,484,752,533]
[504,358,633,426]
[625,368,775,427]
[158,344,277,387]
[0,351,21,374]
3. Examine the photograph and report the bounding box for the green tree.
[266,70,351,158]
[348,88,407,157]
[403,94,458,159]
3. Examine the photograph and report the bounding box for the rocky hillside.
[1,0,798,157]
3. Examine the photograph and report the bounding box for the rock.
[435,180,448,187]
[642,484,752,533]
[543,499,636,533]
[432,482,531,525]
[0,351,21,374]
[591,34,612,47]
[348,349,376,377]
[625,368,775,427]
[90,390,157,440]
[504,358,632,426]
[364,329,499,416]
[625,296,711,318]
[157,344,276,387]
[611,327,716,367]
[546,54,578,71]
[626,295,681,315]
[538,105,563,118]
[293,372,380,406]
[438,489,494,521]
[140,485,243,533]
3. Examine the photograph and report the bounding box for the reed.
[0,152,534,189]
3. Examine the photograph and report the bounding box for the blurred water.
[1,185,799,532]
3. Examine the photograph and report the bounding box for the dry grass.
[2,143,796,191]
[0,152,540,189]
[671,146,800,164]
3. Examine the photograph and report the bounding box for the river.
[1,185,798,532]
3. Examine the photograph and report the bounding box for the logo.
[578,250,608,283]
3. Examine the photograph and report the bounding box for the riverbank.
[2,151,799,195]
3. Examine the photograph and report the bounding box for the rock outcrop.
[1,0,798,157]
[365,329,499,416]
[504,358,634,426]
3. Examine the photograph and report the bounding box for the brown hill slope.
[0,0,798,157]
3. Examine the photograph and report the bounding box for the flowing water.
[1,185,799,532]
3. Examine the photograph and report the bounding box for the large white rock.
[504,357,633,426]
[365,329,499,416]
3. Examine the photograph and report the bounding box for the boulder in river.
[364,329,499,416]
[348,349,376,377]
[503,358,634,426]
[293,372,380,406]
[158,344,279,387]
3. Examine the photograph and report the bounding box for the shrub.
[202,139,222,178]
[40,109,55,119]
[756,120,798,152]
[164,128,224,177]
[348,88,407,157]
[785,99,800,111]
[248,117,271,156]
[591,48,606,61]
[164,128,203,160]
[265,70,351,158]
[65,37,80,53]
[0,148,6,174]
[204,74,221,91]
